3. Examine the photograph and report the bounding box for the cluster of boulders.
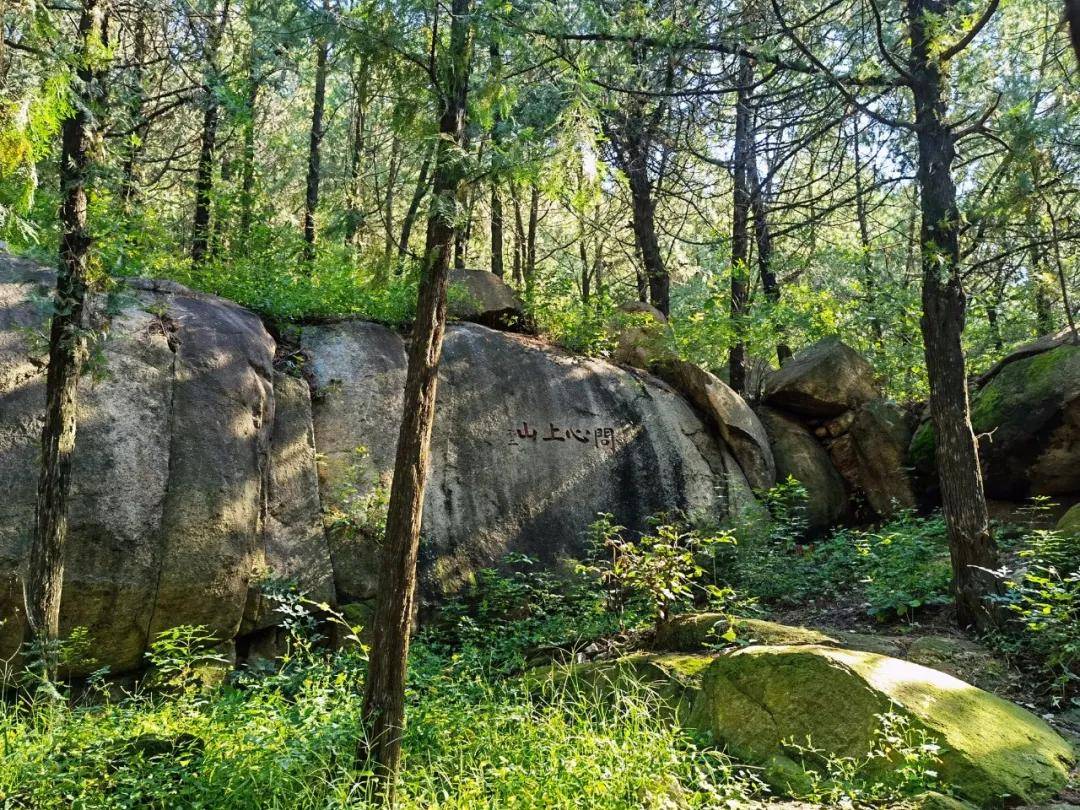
[613,308,918,530]
[0,257,753,674]
[757,337,918,528]
[2,246,1078,676]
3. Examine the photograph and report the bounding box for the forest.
[1,0,1080,807]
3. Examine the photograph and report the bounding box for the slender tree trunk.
[359,0,471,798]
[453,130,472,270]
[525,183,539,295]
[191,0,230,268]
[302,0,330,265]
[25,0,109,658]
[238,36,260,246]
[1045,198,1079,342]
[119,7,147,209]
[579,239,590,303]
[910,0,998,629]
[488,42,505,277]
[511,183,524,286]
[747,124,790,365]
[382,135,403,265]
[345,60,369,247]
[397,146,433,260]
[853,114,884,344]
[728,53,753,393]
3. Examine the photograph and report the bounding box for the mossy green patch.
[688,644,1075,807]
[1057,503,1080,536]
[654,613,838,651]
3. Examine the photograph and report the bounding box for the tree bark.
[524,183,539,295]
[728,53,753,393]
[345,60,369,247]
[747,120,790,365]
[238,23,261,247]
[302,0,330,264]
[359,0,471,798]
[397,146,433,260]
[26,0,109,658]
[909,0,998,629]
[191,0,230,268]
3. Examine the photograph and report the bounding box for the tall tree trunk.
[747,124,790,365]
[728,53,753,393]
[191,0,230,268]
[119,6,146,209]
[453,129,472,269]
[524,183,539,295]
[345,61,369,247]
[488,42,504,277]
[397,145,433,260]
[852,114,884,344]
[302,0,330,265]
[26,0,109,658]
[1046,198,1079,342]
[511,183,524,286]
[238,30,260,247]
[909,0,998,629]
[359,0,471,798]
[579,238,590,303]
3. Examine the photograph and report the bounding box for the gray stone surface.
[757,406,848,531]
[304,322,755,601]
[763,337,878,417]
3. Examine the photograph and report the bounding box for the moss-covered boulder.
[1057,503,1080,536]
[688,645,1075,807]
[530,652,715,722]
[654,614,837,651]
[910,339,1080,500]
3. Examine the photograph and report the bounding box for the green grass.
[0,643,760,809]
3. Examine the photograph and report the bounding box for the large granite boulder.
[652,359,776,491]
[757,406,848,530]
[690,645,1075,806]
[0,260,331,674]
[303,321,756,602]
[910,335,1080,500]
[448,269,525,330]
[830,398,916,516]
[763,337,878,417]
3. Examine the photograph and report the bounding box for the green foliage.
[2,616,764,808]
[781,711,945,805]
[145,625,230,693]
[992,527,1080,703]
[581,513,738,631]
[719,485,953,622]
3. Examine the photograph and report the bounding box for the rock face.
[832,399,916,515]
[652,359,776,491]
[910,337,1080,500]
[757,406,848,530]
[1058,502,1080,535]
[763,337,878,417]
[304,321,755,602]
[0,262,334,675]
[448,269,526,330]
[690,645,1075,807]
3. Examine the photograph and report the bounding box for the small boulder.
[652,359,776,490]
[763,337,878,417]
[1057,503,1080,535]
[447,269,526,330]
[841,398,917,517]
[757,407,848,530]
[689,645,1075,807]
[611,301,671,369]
